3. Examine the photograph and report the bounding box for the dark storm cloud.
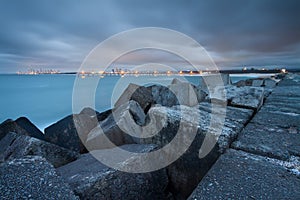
[0,0,299,72]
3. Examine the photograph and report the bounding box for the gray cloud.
[0,0,299,72]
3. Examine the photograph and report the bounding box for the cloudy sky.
[0,0,299,73]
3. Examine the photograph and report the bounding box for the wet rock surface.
[0,156,78,199]
[188,149,300,200]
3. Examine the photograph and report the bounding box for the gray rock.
[210,85,265,110]
[232,77,300,160]
[115,83,153,111]
[188,149,300,200]
[0,118,43,141]
[96,109,112,122]
[44,112,99,153]
[0,132,18,158]
[193,85,208,103]
[252,79,264,87]
[0,156,78,199]
[135,104,252,199]
[264,96,300,114]
[171,77,186,85]
[127,100,146,125]
[0,133,79,167]
[149,84,179,107]
[15,117,44,140]
[168,82,199,106]
[271,85,300,97]
[199,74,231,88]
[57,144,168,200]
[234,79,247,87]
[251,109,300,128]
[79,107,99,117]
[263,78,277,88]
[86,115,126,150]
[86,100,144,150]
[277,73,300,86]
[232,123,300,160]
[0,120,22,140]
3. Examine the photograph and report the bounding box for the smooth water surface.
[0,74,257,131]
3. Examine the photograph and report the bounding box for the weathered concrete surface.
[208,85,265,110]
[232,74,300,161]
[57,144,169,200]
[232,123,300,160]
[0,132,79,167]
[0,156,78,199]
[132,103,252,199]
[188,149,300,200]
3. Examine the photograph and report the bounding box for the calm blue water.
[0,74,252,131]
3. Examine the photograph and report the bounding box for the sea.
[0,73,273,131]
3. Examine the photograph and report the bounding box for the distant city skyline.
[0,0,299,73]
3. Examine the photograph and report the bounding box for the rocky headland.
[0,73,299,199]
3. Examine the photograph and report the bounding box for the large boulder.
[57,144,169,199]
[0,132,18,156]
[44,110,99,153]
[199,74,231,87]
[96,109,112,121]
[209,85,265,110]
[263,78,277,88]
[134,104,253,199]
[0,117,44,141]
[79,107,99,117]
[168,82,199,107]
[0,132,79,167]
[148,84,179,107]
[15,117,44,140]
[252,79,264,87]
[192,85,208,103]
[0,156,78,199]
[0,119,26,140]
[115,83,153,111]
[86,100,144,150]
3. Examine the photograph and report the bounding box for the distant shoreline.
[1,68,299,76]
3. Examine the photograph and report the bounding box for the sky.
[0,0,299,73]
